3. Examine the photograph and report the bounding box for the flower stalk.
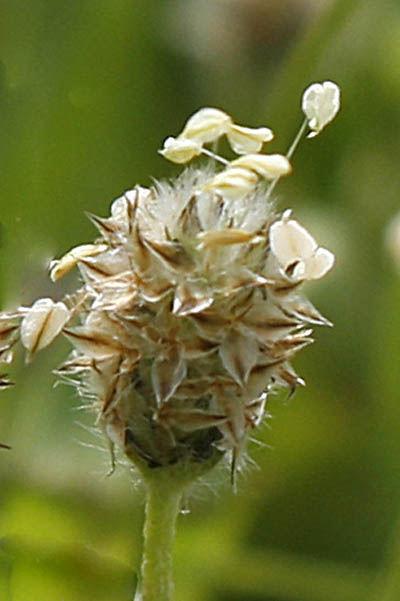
[140,475,183,601]
[136,454,222,601]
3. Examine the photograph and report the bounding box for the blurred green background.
[1,0,400,599]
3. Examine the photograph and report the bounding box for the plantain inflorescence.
[0,81,340,481]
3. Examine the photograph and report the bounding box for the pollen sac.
[20,298,70,359]
[50,243,108,281]
[226,124,274,155]
[302,81,340,137]
[180,107,232,144]
[197,228,261,249]
[202,166,258,199]
[231,154,292,180]
[159,136,203,164]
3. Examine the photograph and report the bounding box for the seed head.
[0,93,337,481]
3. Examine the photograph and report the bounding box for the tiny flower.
[159,136,202,164]
[269,211,335,280]
[302,80,340,137]
[181,107,232,143]
[20,298,70,359]
[226,124,274,154]
[231,154,292,180]
[202,166,258,199]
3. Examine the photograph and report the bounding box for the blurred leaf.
[1,536,135,601]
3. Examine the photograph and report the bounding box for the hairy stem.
[140,474,184,601]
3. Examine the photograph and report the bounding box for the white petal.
[302,81,340,136]
[21,298,70,356]
[110,195,129,222]
[181,107,232,144]
[269,218,317,269]
[304,247,335,279]
[226,124,273,154]
[110,186,151,224]
[231,154,292,180]
[159,136,202,164]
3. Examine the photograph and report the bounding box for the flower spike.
[0,80,340,601]
[1,81,338,479]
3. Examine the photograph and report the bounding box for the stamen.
[265,117,308,200]
[200,147,230,165]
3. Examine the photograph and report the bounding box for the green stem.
[140,474,184,601]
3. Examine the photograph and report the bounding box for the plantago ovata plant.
[0,81,340,601]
